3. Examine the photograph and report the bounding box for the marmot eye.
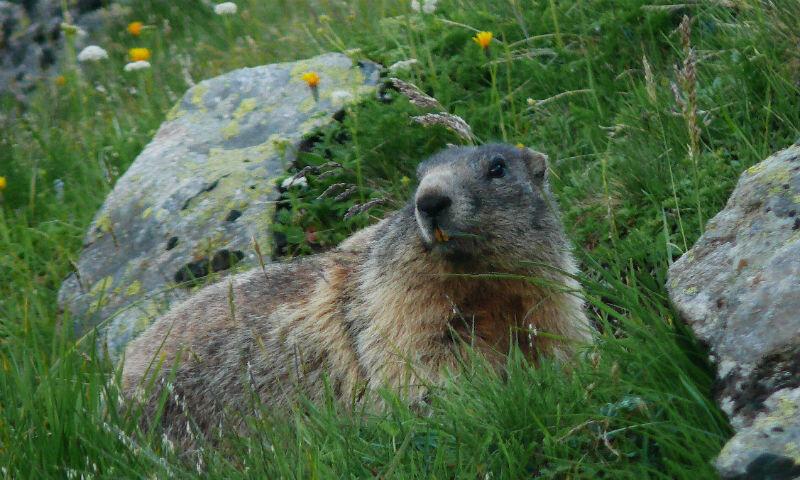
[487,156,506,179]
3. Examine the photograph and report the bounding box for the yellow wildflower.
[128,47,151,62]
[400,176,411,187]
[302,71,320,102]
[473,31,493,50]
[55,75,67,86]
[516,143,525,148]
[301,71,320,88]
[127,21,144,36]
[0,176,6,190]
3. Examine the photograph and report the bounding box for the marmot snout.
[122,143,593,438]
[413,144,558,267]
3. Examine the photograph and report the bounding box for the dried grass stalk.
[317,182,351,200]
[290,161,342,181]
[388,78,443,110]
[411,112,475,142]
[344,198,387,220]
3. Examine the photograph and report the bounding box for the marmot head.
[413,144,562,269]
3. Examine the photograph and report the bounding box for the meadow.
[1,0,799,477]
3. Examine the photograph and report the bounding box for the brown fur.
[121,145,593,438]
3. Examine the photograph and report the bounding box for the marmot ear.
[521,147,548,182]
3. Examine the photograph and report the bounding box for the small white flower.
[77,45,108,62]
[214,2,238,15]
[411,0,436,13]
[53,178,64,201]
[388,58,419,72]
[422,0,437,14]
[281,176,308,190]
[124,61,151,72]
[331,90,353,106]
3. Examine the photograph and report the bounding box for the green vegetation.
[2,0,799,477]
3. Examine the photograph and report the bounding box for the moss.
[141,206,153,219]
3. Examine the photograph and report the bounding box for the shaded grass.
[1,0,799,477]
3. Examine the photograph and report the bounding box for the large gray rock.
[59,52,380,358]
[667,144,800,479]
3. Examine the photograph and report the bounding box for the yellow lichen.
[95,213,113,233]
[191,84,209,110]
[233,98,258,120]
[141,207,153,219]
[222,121,240,140]
[88,276,114,311]
[785,442,800,464]
[166,103,184,121]
[746,163,766,175]
[125,280,142,296]
[89,276,114,296]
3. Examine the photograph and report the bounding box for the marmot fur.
[122,144,593,436]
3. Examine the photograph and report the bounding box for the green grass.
[1,0,799,477]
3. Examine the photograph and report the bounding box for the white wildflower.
[411,0,436,13]
[124,61,151,72]
[388,58,419,72]
[214,2,238,15]
[281,176,308,190]
[330,90,353,106]
[422,0,438,14]
[77,45,108,62]
[53,178,64,201]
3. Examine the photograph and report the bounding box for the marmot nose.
[416,193,452,219]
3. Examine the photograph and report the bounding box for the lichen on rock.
[667,144,800,478]
[57,53,381,358]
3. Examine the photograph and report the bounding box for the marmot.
[122,144,593,436]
